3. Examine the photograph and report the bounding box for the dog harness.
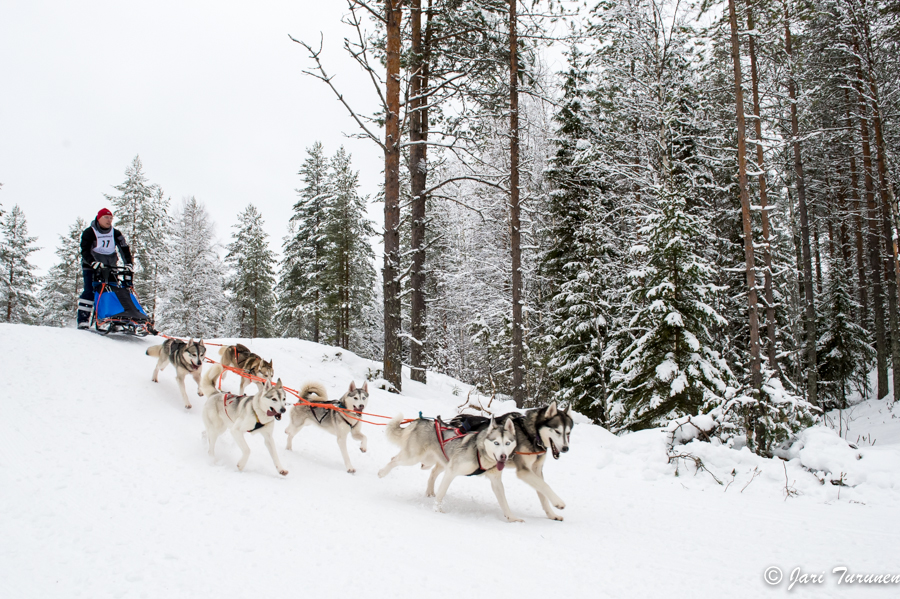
[467,451,487,477]
[429,417,490,476]
[223,393,264,432]
[308,400,360,428]
[433,417,467,461]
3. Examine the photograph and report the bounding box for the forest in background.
[2,0,898,457]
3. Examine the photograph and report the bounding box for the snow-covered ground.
[2,323,900,598]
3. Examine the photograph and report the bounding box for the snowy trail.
[2,324,899,598]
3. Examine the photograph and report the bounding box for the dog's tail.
[384,414,408,446]
[145,344,162,357]
[218,345,228,358]
[200,363,223,397]
[299,382,328,402]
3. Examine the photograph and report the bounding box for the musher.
[77,208,134,329]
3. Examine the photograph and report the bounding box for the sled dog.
[448,402,573,521]
[285,381,369,473]
[378,415,521,522]
[200,363,289,476]
[146,338,207,409]
[218,344,275,394]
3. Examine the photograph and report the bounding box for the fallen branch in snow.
[667,451,723,485]
[782,460,800,501]
[724,468,737,492]
[740,467,761,493]
[456,388,493,416]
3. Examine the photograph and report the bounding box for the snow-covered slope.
[2,324,899,598]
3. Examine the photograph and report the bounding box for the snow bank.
[2,324,900,599]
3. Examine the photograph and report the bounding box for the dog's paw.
[425,490,435,498]
[198,390,204,396]
[279,470,289,476]
[547,513,564,522]
[377,469,389,478]
[433,502,445,514]
[359,447,366,453]
[554,500,566,510]
[185,404,192,410]
[347,467,356,474]
[505,515,525,523]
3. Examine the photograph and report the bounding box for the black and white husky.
[200,363,289,476]
[449,402,573,521]
[285,381,369,474]
[146,338,207,409]
[378,415,521,522]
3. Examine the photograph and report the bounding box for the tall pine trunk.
[729,0,762,391]
[845,94,869,328]
[785,13,817,406]
[747,3,779,374]
[383,0,403,391]
[509,0,524,407]
[864,53,900,402]
[409,0,428,383]
[854,65,888,398]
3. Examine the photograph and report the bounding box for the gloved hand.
[91,261,103,270]
[124,264,134,272]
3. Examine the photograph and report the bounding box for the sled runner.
[90,266,157,336]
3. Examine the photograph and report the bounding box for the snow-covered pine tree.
[157,197,228,338]
[39,217,88,327]
[225,204,276,338]
[276,142,330,340]
[0,205,41,324]
[817,254,874,409]
[323,146,376,350]
[609,192,733,432]
[542,47,615,424]
[106,156,170,314]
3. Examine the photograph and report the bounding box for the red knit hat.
[97,208,112,219]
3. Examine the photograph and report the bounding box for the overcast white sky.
[1,0,385,274]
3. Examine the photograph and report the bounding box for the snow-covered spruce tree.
[157,197,228,338]
[542,47,615,424]
[39,218,88,327]
[105,156,170,314]
[817,254,874,409]
[0,205,41,324]
[225,204,276,338]
[609,192,733,432]
[1,204,40,324]
[276,142,330,340]
[322,146,376,351]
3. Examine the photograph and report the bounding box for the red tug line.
[155,333,542,453]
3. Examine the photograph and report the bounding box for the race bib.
[92,225,116,255]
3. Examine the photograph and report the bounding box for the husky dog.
[146,338,207,409]
[200,363,289,476]
[449,402,573,521]
[218,344,274,394]
[378,415,521,522]
[285,381,369,473]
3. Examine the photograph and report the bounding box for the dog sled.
[90,265,157,336]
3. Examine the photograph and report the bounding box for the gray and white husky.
[449,402,573,521]
[146,338,207,409]
[200,363,289,476]
[285,381,369,474]
[378,415,521,522]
